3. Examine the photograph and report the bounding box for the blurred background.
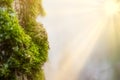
[37,0,120,80]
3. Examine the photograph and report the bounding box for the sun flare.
[104,0,120,16]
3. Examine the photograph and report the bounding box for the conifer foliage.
[0,0,48,80]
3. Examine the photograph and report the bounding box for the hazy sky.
[41,0,116,80]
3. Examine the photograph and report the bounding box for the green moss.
[0,0,13,7]
[0,0,49,80]
[15,1,49,79]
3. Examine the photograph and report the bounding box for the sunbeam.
[52,19,108,80]
[104,0,120,16]
[42,0,120,80]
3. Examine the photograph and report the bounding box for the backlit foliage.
[0,0,48,80]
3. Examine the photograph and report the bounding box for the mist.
[38,0,120,80]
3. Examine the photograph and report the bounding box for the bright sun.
[104,0,120,16]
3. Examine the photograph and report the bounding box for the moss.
[0,0,13,7]
[0,0,49,80]
[15,1,49,79]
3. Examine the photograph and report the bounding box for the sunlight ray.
[53,17,108,80]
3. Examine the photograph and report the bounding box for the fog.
[39,0,120,80]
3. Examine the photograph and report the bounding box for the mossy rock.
[0,2,48,80]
